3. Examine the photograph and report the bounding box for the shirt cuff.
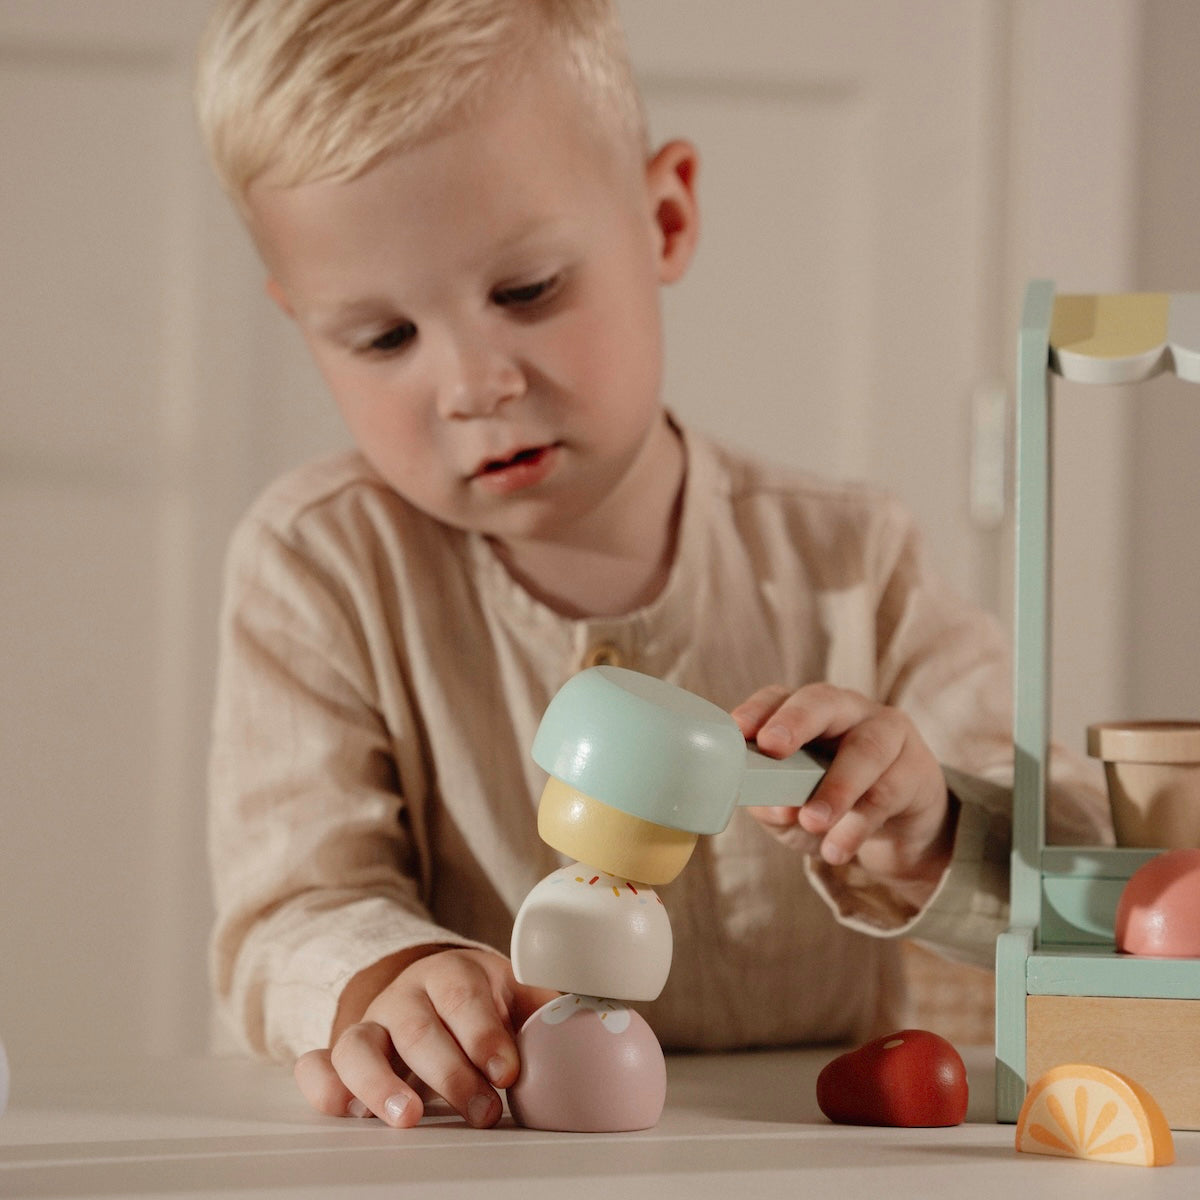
[804,765,1011,968]
[226,895,508,1060]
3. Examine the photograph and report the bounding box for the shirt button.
[582,642,625,669]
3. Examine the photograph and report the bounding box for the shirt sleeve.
[804,497,1111,966]
[208,512,499,1061]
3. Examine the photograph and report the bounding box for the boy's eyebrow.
[455,215,576,280]
[305,219,578,333]
[492,217,572,259]
[307,296,405,337]
[317,298,394,323]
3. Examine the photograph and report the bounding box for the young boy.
[197,0,1108,1131]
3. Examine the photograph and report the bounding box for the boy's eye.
[368,321,417,353]
[493,275,560,308]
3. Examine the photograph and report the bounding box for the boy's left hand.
[731,683,957,890]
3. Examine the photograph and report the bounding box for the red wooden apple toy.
[816,1029,968,1127]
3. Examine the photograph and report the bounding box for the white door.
[0,0,279,1057]
[0,0,1149,1062]
[624,0,1007,606]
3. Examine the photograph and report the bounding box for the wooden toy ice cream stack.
[505,666,825,1132]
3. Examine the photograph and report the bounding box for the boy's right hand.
[293,947,557,1128]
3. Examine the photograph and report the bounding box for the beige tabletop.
[1,1046,1196,1198]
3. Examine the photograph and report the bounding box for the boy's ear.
[265,277,295,317]
[646,139,700,284]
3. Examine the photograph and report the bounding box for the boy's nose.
[437,336,526,419]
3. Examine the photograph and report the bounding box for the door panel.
[1,1,228,1055]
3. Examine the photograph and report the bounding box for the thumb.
[510,982,560,1028]
[745,805,823,854]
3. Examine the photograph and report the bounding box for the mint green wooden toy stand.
[995,280,1200,1128]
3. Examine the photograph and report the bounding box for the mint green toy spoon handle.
[738,745,827,808]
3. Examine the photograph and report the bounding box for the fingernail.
[347,1097,371,1119]
[384,1093,411,1124]
[467,1092,498,1128]
[822,841,850,866]
[486,1055,509,1084]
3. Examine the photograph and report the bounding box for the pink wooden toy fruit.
[816,1029,968,1127]
[507,994,666,1132]
[1115,848,1200,957]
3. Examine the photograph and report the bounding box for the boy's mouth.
[471,443,560,493]
[477,446,548,475]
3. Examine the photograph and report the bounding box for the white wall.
[1128,0,1200,722]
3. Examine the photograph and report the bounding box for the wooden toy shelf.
[994,281,1200,1129]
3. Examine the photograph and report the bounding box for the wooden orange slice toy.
[1016,1064,1175,1167]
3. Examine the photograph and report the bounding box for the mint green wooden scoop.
[530,667,826,882]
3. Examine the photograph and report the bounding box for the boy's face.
[248,55,698,546]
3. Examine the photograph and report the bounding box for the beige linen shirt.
[209,424,1109,1061]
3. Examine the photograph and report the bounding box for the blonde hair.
[196,0,647,210]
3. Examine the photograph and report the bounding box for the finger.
[819,788,900,865]
[827,745,951,877]
[424,961,530,1093]
[329,1020,426,1128]
[798,713,908,838]
[729,685,791,738]
[752,683,877,757]
[509,981,561,1029]
[743,803,801,829]
[294,1048,373,1119]
[382,973,507,1128]
[744,804,823,853]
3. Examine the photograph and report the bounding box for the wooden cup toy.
[1088,721,1200,849]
